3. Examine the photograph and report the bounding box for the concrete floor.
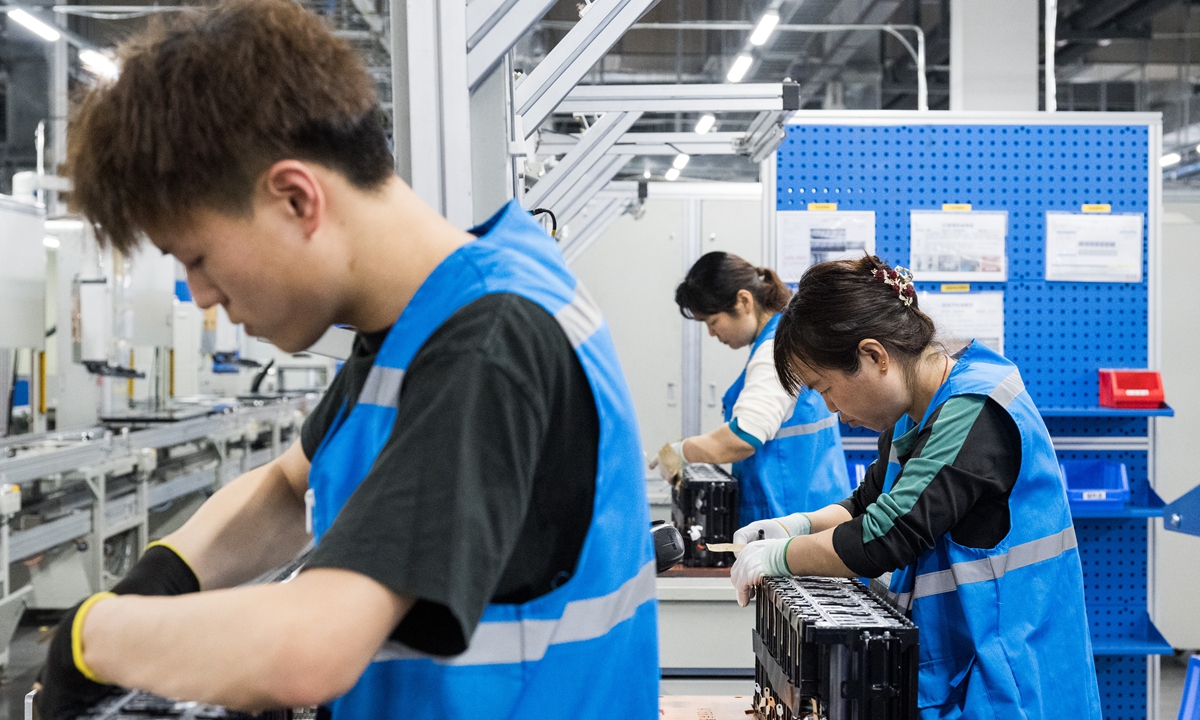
[0,619,1192,719]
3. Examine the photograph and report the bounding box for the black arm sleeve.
[832,397,1022,578]
[838,432,892,518]
[302,294,595,657]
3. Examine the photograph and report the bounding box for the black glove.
[35,543,200,720]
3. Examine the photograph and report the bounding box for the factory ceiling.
[3,0,1200,188]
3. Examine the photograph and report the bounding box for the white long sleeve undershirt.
[729,338,798,446]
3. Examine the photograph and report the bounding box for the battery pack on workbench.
[1098,369,1165,409]
[672,463,738,568]
[754,577,919,720]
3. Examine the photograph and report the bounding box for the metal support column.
[390,0,473,227]
[470,58,516,224]
[681,199,702,438]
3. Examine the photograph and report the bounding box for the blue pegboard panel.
[778,120,1161,720]
[776,124,1149,422]
[1095,655,1148,720]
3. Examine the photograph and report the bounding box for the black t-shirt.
[300,293,598,656]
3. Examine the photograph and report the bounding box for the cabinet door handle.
[707,383,717,408]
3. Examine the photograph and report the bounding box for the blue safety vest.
[721,314,852,527]
[306,201,659,720]
[871,341,1102,719]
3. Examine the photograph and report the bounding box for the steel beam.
[538,131,744,157]
[513,0,658,137]
[555,83,801,115]
[467,0,557,90]
[561,195,636,265]
[554,153,635,228]
[522,110,641,211]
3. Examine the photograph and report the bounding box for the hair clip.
[871,266,916,307]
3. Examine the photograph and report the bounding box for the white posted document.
[776,210,876,282]
[909,210,1008,282]
[1044,212,1143,283]
[917,290,1005,356]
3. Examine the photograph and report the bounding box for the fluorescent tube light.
[8,9,61,42]
[672,154,690,170]
[694,114,716,134]
[43,236,60,249]
[664,168,681,181]
[727,54,753,83]
[749,14,780,46]
[1162,152,1182,167]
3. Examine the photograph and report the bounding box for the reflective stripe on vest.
[359,366,406,408]
[774,415,838,439]
[912,526,1077,600]
[374,560,657,666]
[991,368,1024,409]
[554,285,605,348]
[354,285,602,410]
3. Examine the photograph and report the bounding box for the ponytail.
[675,252,792,319]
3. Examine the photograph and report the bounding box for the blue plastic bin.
[1059,460,1130,512]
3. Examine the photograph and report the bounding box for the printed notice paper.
[1044,212,1143,283]
[909,210,1008,282]
[776,210,876,282]
[917,290,1005,356]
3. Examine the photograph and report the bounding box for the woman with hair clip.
[651,251,852,527]
[728,255,1102,719]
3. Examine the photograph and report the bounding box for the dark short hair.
[774,255,937,395]
[66,0,393,251]
[675,252,791,319]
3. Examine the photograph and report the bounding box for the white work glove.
[730,537,794,607]
[732,513,812,546]
[648,440,689,483]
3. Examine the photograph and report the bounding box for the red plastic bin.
[1098,369,1164,409]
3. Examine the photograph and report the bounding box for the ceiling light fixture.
[664,168,681,181]
[694,114,716,134]
[672,154,690,170]
[43,236,60,249]
[1162,152,1182,167]
[7,8,61,42]
[727,54,753,83]
[749,13,780,46]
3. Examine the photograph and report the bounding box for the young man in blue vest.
[34,1,659,718]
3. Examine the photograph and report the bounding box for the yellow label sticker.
[1081,203,1112,213]
[940,284,972,293]
[807,202,838,211]
[942,203,972,212]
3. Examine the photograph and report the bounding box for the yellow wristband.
[145,540,202,591]
[72,592,116,683]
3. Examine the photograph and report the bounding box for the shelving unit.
[775,112,1166,719]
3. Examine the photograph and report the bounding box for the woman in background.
[652,251,851,528]
[730,256,1101,719]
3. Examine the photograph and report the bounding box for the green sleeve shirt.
[832,395,1022,578]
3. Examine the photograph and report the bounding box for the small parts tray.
[1060,460,1130,513]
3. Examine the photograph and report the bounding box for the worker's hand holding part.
[732,513,812,546]
[729,537,795,607]
[35,543,200,720]
[649,440,689,483]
